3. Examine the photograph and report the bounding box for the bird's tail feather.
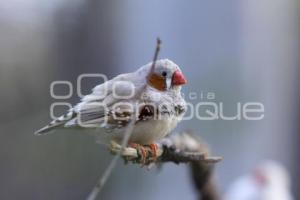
[34,112,76,135]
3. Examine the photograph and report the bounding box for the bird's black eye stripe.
[162,71,167,77]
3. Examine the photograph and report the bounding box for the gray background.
[0,0,299,199]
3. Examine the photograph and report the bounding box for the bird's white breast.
[128,114,181,144]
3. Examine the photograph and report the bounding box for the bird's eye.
[162,71,167,77]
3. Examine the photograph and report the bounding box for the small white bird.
[35,59,187,157]
[225,160,294,200]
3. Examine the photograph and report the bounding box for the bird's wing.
[35,72,150,135]
[68,73,144,127]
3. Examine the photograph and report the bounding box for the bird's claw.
[128,143,158,165]
[147,143,158,161]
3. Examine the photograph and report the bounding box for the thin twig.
[148,37,161,76]
[86,120,135,200]
[86,38,162,200]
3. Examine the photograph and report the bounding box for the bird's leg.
[146,143,158,161]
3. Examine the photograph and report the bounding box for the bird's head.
[147,59,187,91]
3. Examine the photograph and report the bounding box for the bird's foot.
[128,142,158,165]
[128,142,148,164]
[146,143,158,162]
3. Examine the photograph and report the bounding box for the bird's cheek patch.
[148,74,166,91]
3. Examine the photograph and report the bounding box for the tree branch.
[109,131,222,200]
[109,132,222,165]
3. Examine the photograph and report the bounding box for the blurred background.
[1,0,299,199]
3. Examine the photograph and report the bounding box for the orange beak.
[172,70,187,86]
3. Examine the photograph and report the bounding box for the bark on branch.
[109,133,221,165]
[109,132,222,200]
